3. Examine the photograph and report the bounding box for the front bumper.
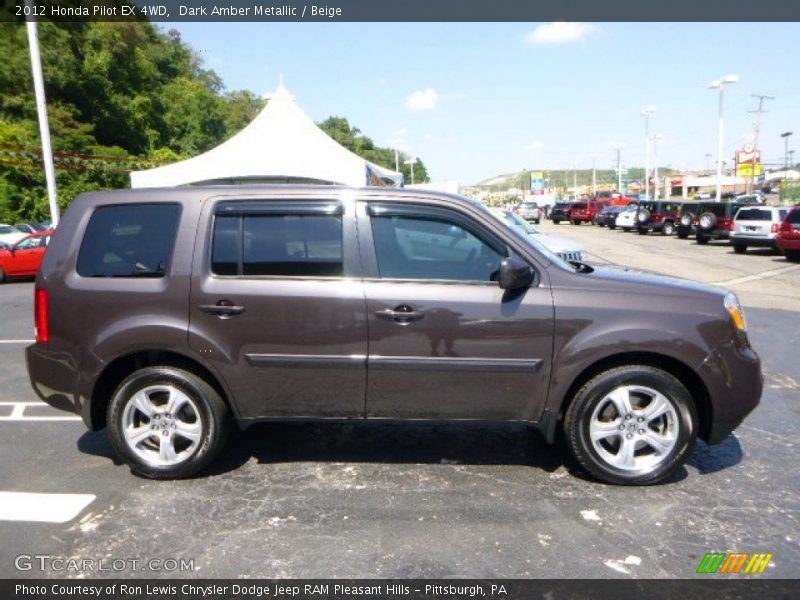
[697,344,762,444]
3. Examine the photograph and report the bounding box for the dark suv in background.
[549,202,573,224]
[677,201,757,244]
[27,186,761,485]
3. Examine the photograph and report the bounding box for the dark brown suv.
[27,187,762,485]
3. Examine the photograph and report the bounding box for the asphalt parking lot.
[0,224,798,579]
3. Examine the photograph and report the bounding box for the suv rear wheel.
[733,244,747,254]
[785,250,800,262]
[662,221,675,236]
[564,365,698,485]
[107,367,231,479]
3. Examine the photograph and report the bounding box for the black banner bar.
[3,0,800,22]
[3,579,799,600]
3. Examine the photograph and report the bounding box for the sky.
[173,22,800,185]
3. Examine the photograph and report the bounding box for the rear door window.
[787,210,800,224]
[77,204,181,278]
[211,210,343,277]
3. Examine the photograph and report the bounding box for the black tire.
[733,244,747,254]
[609,224,616,230]
[107,366,231,479]
[564,365,698,486]
[662,221,675,236]
[571,219,580,225]
[552,220,561,225]
[696,234,710,245]
[622,227,631,232]
[785,249,800,262]
[0,268,5,284]
[637,227,648,235]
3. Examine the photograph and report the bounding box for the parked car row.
[556,196,800,262]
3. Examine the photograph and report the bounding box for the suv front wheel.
[564,365,698,485]
[107,367,231,479]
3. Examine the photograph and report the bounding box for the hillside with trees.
[0,22,425,223]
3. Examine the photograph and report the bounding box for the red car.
[0,230,53,283]
[777,206,800,262]
[570,200,607,225]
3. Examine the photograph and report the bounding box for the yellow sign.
[737,163,763,177]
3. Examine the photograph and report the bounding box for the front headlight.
[724,292,747,331]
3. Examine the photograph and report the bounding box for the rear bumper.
[777,237,800,251]
[26,343,94,428]
[697,344,762,444]
[730,234,778,247]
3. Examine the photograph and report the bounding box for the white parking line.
[712,264,800,286]
[0,492,95,523]
[0,339,35,344]
[0,401,81,422]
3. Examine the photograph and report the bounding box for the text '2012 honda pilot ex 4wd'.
[27,187,762,485]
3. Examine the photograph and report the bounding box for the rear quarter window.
[787,210,800,224]
[76,203,181,278]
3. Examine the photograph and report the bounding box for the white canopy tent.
[130,84,402,188]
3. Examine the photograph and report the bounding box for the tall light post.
[641,106,656,199]
[709,74,738,201]
[404,157,417,185]
[614,147,623,192]
[25,0,60,226]
[781,131,793,200]
[591,155,597,197]
[652,133,664,201]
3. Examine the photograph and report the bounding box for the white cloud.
[525,22,597,45]
[406,88,439,111]
[527,140,545,150]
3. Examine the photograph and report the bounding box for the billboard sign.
[530,171,545,195]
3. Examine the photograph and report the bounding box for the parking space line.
[0,402,81,422]
[0,492,95,523]
[0,339,34,344]
[712,265,800,286]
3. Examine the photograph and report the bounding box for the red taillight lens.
[771,223,780,233]
[35,287,49,343]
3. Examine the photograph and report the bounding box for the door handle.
[198,300,245,318]
[374,305,425,324]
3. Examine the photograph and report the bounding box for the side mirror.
[498,256,533,291]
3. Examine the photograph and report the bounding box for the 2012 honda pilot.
[27,186,762,485]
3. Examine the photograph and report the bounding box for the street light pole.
[591,155,597,197]
[25,1,60,226]
[781,131,793,200]
[709,74,738,202]
[614,148,622,192]
[641,106,656,199]
[652,134,663,201]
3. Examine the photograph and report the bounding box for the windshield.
[520,202,538,209]
[0,225,17,234]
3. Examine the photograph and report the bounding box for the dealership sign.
[736,145,763,177]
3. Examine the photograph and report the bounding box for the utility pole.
[748,94,774,193]
[614,148,622,192]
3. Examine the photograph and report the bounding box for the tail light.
[771,223,780,233]
[720,218,734,230]
[35,287,49,343]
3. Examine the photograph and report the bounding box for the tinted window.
[211,213,343,277]
[735,209,772,221]
[785,210,800,224]
[77,204,180,278]
[572,203,587,209]
[371,215,503,282]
